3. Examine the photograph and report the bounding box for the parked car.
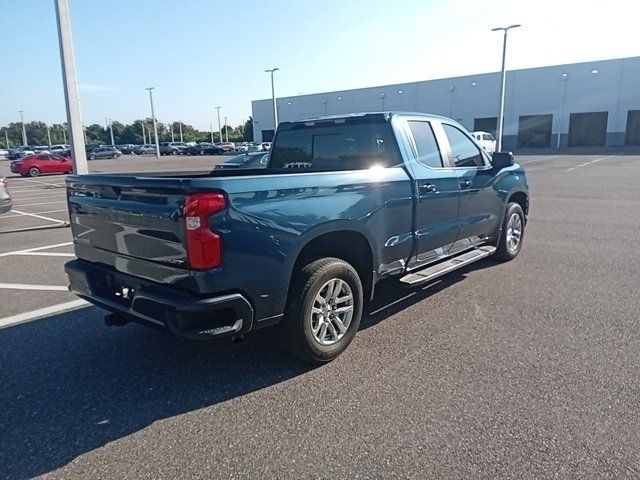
[0,148,10,158]
[88,146,121,160]
[187,143,224,155]
[248,141,271,152]
[64,112,529,363]
[134,144,158,155]
[11,153,72,177]
[85,143,102,154]
[471,131,496,154]
[217,142,236,153]
[49,144,70,155]
[116,144,136,154]
[7,146,35,160]
[0,176,12,214]
[214,152,269,170]
[159,142,189,155]
[234,142,249,152]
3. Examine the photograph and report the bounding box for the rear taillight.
[183,192,226,269]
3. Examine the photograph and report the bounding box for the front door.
[403,119,460,267]
[440,123,502,245]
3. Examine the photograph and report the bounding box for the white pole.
[557,74,568,149]
[47,125,52,146]
[492,24,521,152]
[265,68,279,133]
[142,123,146,144]
[146,87,160,158]
[170,123,174,142]
[109,119,115,145]
[179,121,183,142]
[216,106,222,143]
[4,129,9,149]
[54,0,87,173]
[210,122,214,143]
[62,125,67,144]
[19,111,28,146]
[224,116,228,142]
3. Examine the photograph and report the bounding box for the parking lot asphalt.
[1,153,639,479]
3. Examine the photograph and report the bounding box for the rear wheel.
[282,258,363,363]
[112,154,118,159]
[495,202,525,261]
[28,167,40,177]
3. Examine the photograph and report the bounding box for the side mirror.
[491,151,515,169]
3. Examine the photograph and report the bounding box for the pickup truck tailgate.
[67,175,191,281]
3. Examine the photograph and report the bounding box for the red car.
[10,153,73,177]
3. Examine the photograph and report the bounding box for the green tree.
[243,116,254,141]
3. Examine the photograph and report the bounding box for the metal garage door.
[625,110,640,146]
[518,114,553,147]
[568,112,608,147]
[473,117,497,137]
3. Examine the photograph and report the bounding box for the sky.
[0,0,637,131]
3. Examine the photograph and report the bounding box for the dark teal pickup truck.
[65,112,529,363]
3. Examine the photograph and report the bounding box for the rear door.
[400,118,460,267]
[439,122,502,245]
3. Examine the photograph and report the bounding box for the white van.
[471,131,496,154]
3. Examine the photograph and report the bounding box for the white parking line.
[12,200,67,207]
[21,178,66,187]
[0,241,74,257]
[519,155,560,165]
[9,210,67,224]
[0,209,67,218]
[0,299,88,330]
[0,283,70,291]
[565,155,614,172]
[11,193,67,200]
[14,252,75,257]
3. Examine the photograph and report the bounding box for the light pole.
[224,116,228,142]
[145,87,160,158]
[491,23,521,152]
[18,111,27,146]
[380,93,385,110]
[62,124,67,144]
[170,123,174,142]
[46,125,52,146]
[210,121,214,143]
[557,73,568,149]
[108,118,115,145]
[55,0,87,173]
[141,122,146,144]
[4,129,9,150]
[448,84,455,117]
[265,68,279,133]
[215,106,222,143]
[179,121,183,142]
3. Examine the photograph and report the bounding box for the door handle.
[420,183,437,193]
[460,180,472,188]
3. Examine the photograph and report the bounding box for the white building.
[252,56,640,150]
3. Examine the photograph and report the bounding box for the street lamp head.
[491,24,521,32]
[265,68,279,73]
[145,87,154,91]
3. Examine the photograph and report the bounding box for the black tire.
[89,154,96,160]
[199,149,205,155]
[282,257,363,363]
[171,149,178,155]
[495,202,525,261]
[112,154,118,159]
[28,167,40,177]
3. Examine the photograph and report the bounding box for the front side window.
[443,124,485,167]
[269,118,401,171]
[483,133,495,141]
[407,121,443,168]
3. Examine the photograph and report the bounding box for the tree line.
[1,117,254,148]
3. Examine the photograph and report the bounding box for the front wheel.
[89,154,96,160]
[28,167,40,177]
[112,154,118,159]
[282,257,363,363]
[495,202,525,261]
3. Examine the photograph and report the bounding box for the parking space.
[1,152,639,478]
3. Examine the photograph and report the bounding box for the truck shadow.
[0,258,495,479]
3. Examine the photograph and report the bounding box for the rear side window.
[483,133,494,141]
[443,124,486,167]
[269,119,401,170]
[407,121,443,168]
